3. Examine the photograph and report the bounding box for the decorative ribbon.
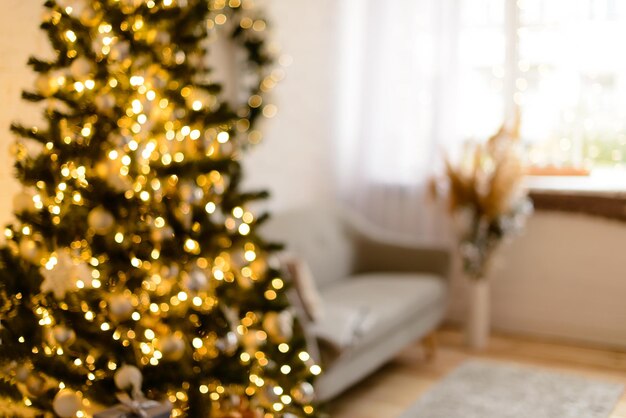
[115,392,160,418]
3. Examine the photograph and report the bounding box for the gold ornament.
[87,206,115,235]
[19,238,42,264]
[25,373,46,397]
[51,325,76,346]
[14,365,30,383]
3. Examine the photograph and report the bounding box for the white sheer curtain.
[335,0,461,243]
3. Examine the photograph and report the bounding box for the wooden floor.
[329,328,626,418]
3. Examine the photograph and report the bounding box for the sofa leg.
[422,332,438,360]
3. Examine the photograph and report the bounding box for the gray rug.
[400,360,624,418]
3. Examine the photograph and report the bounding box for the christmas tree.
[0,0,318,416]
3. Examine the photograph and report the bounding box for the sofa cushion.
[261,207,355,288]
[312,304,369,362]
[317,272,447,362]
[282,254,325,322]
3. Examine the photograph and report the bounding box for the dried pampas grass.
[445,113,524,221]
[439,112,532,279]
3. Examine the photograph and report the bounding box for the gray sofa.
[262,207,451,401]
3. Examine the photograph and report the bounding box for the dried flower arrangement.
[437,116,533,279]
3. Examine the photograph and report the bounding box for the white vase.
[466,279,490,350]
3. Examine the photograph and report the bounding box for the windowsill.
[526,169,626,197]
[526,171,626,221]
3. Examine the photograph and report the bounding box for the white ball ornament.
[25,373,46,396]
[114,364,143,393]
[184,268,209,292]
[88,206,115,235]
[52,388,83,418]
[109,294,134,320]
[160,334,185,361]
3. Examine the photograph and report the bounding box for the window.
[458,0,626,183]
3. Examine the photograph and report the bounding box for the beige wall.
[243,0,337,211]
[0,1,49,224]
[448,212,626,349]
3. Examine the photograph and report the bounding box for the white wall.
[243,0,338,212]
[448,212,626,349]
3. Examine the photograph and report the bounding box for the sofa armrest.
[353,234,451,279]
